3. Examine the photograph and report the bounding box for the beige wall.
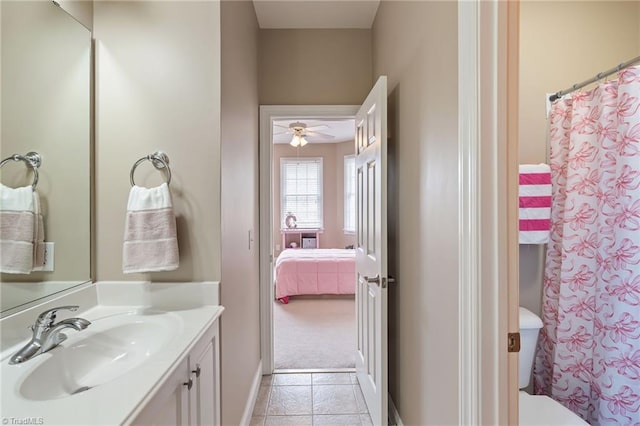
[1,1,91,291]
[94,3,259,423]
[220,1,260,425]
[519,1,640,317]
[272,141,355,255]
[259,29,372,105]
[373,1,459,424]
[93,1,221,282]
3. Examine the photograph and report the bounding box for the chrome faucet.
[9,305,91,365]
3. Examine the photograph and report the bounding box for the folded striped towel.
[0,184,35,274]
[519,164,552,244]
[123,183,179,273]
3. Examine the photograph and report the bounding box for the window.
[281,158,323,229]
[344,155,356,233]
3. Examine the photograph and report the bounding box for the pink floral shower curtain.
[534,66,640,425]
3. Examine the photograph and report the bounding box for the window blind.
[344,155,356,233]
[281,158,323,229]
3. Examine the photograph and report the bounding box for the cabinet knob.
[192,366,201,378]
[184,378,193,390]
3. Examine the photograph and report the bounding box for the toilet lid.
[519,392,589,425]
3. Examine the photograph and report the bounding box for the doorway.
[259,75,390,426]
[259,105,359,373]
[272,116,357,371]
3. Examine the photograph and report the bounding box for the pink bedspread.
[274,249,356,300]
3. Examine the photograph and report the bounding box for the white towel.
[0,184,36,273]
[31,191,45,270]
[519,164,552,244]
[123,183,179,273]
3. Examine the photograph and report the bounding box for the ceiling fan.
[274,121,335,147]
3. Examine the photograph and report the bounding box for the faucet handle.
[35,306,79,327]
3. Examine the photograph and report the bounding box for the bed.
[274,248,356,303]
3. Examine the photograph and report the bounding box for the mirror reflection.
[1,1,92,314]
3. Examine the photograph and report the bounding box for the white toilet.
[519,307,589,425]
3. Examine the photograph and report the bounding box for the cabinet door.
[190,341,213,426]
[189,322,220,426]
[133,358,190,425]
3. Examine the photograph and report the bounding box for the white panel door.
[355,76,388,426]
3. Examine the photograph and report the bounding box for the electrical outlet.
[42,242,54,272]
[276,244,281,251]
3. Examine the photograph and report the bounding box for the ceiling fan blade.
[274,131,291,136]
[306,130,335,139]
[305,135,336,142]
[306,124,329,131]
[274,124,290,129]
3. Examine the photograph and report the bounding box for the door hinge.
[508,332,521,353]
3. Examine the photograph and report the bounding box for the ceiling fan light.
[290,135,300,147]
[299,136,308,147]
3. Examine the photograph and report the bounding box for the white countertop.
[1,303,224,426]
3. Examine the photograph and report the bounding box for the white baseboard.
[389,395,404,426]
[240,360,263,426]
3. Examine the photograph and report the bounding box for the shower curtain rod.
[549,55,640,102]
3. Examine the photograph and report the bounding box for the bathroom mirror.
[0,1,92,315]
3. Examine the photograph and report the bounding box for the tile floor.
[250,372,373,426]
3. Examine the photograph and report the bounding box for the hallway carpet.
[274,296,356,369]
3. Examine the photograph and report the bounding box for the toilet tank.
[519,307,543,389]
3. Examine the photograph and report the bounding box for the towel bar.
[130,151,172,186]
[0,152,42,189]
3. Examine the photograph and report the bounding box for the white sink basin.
[18,311,180,401]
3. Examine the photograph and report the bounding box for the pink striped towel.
[519,164,551,244]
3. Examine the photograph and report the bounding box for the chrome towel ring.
[130,151,172,186]
[0,152,42,189]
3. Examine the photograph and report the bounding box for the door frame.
[459,0,519,424]
[259,105,359,374]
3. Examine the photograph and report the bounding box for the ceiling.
[273,119,355,144]
[252,0,380,29]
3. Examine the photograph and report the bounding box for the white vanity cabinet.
[133,317,221,426]
[134,358,190,425]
